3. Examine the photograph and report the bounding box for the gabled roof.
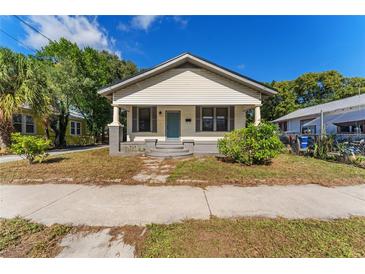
[98,52,277,96]
[273,94,365,122]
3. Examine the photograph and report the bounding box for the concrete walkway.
[1,184,364,226]
[0,145,107,164]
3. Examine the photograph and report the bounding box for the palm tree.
[0,48,50,148]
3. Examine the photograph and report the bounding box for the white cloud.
[131,15,160,31]
[117,22,130,32]
[22,15,118,56]
[237,64,246,70]
[172,16,188,28]
[117,16,188,32]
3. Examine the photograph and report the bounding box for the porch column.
[254,106,261,126]
[108,106,123,155]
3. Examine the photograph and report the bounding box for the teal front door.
[166,111,180,139]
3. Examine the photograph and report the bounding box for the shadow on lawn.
[42,157,68,164]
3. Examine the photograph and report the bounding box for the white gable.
[113,68,261,105]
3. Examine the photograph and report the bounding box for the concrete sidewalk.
[0,145,107,164]
[1,184,364,226]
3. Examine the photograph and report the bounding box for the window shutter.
[151,106,157,132]
[132,107,137,132]
[195,106,201,132]
[229,106,235,131]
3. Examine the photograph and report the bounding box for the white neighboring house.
[273,94,365,135]
[98,52,277,156]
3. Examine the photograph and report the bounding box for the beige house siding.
[113,68,261,106]
[125,105,248,142]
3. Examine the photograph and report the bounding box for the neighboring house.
[98,52,277,156]
[273,94,365,135]
[11,105,93,146]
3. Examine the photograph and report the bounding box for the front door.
[166,111,180,139]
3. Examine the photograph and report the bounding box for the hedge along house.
[98,53,277,156]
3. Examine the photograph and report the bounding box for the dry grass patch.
[0,148,143,184]
[167,154,365,187]
[139,217,365,258]
[0,217,72,258]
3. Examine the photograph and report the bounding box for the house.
[10,105,93,146]
[273,94,365,135]
[98,53,277,156]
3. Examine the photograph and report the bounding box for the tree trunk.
[58,112,69,148]
[43,118,50,140]
[0,112,13,149]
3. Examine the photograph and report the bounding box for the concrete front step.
[151,148,190,153]
[155,145,185,150]
[147,150,193,157]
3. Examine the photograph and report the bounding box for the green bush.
[313,135,334,160]
[10,133,50,164]
[218,122,283,165]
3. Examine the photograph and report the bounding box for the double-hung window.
[70,121,81,136]
[202,107,229,132]
[216,108,228,131]
[12,114,22,132]
[202,107,214,131]
[25,115,35,134]
[12,114,35,134]
[138,107,151,132]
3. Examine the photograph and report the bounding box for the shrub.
[10,133,50,164]
[218,122,283,165]
[313,135,334,160]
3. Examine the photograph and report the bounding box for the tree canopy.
[0,39,138,148]
[262,70,365,121]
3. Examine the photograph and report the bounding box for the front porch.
[109,104,262,156]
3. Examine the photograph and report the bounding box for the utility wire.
[14,15,53,42]
[0,28,37,53]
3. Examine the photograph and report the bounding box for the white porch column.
[109,105,122,155]
[111,106,121,126]
[254,106,261,126]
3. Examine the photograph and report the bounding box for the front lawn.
[0,217,71,258]
[168,153,365,187]
[139,217,365,258]
[0,148,143,184]
[2,217,364,258]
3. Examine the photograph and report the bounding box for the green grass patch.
[139,217,365,258]
[168,154,365,186]
[0,217,72,257]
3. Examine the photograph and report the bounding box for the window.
[337,123,364,134]
[138,107,151,132]
[70,121,81,136]
[216,108,228,131]
[202,107,229,132]
[202,107,214,131]
[25,115,35,134]
[12,114,22,132]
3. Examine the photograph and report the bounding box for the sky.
[1,15,365,82]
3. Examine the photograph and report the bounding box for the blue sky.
[1,15,364,82]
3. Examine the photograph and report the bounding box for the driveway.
[1,184,364,226]
[0,145,107,164]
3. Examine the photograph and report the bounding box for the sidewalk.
[1,184,364,226]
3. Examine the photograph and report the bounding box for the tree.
[262,71,365,121]
[37,38,138,146]
[75,47,137,141]
[37,39,85,147]
[262,81,298,121]
[0,48,50,148]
